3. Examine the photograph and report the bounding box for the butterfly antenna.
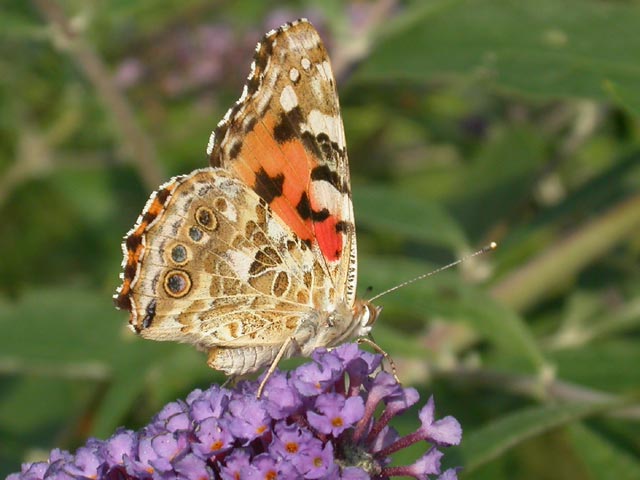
[367,242,497,302]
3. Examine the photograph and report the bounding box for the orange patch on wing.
[313,214,342,262]
[231,112,344,263]
[232,112,315,242]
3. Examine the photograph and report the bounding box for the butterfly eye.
[164,270,192,298]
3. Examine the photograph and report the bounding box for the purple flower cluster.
[9,344,461,479]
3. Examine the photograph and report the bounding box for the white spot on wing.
[301,57,311,70]
[319,61,333,81]
[224,250,252,282]
[266,216,287,244]
[311,180,342,210]
[280,85,298,112]
[289,67,300,82]
[307,110,343,148]
[309,76,323,101]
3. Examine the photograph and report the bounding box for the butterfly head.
[352,299,382,337]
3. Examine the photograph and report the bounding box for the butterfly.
[114,19,382,390]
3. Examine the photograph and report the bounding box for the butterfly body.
[115,19,380,376]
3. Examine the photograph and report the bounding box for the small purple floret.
[8,343,462,479]
[308,393,365,436]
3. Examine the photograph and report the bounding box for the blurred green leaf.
[568,423,640,480]
[0,376,93,450]
[358,0,640,115]
[550,341,640,393]
[453,399,629,473]
[604,79,640,118]
[0,287,203,438]
[360,255,547,371]
[355,183,468,250]
[0,287,123,364]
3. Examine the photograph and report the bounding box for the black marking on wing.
[296,192,330,222]
[273,106,305,143]
[311,164,346,193]
[253,168,285,204]
[141,300,157,331]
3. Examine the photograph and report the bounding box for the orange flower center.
[210,440,223,451]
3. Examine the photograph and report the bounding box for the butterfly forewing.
[208,20,357,306]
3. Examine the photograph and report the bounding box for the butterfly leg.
[357,335,401,384]
[257,336,297,399]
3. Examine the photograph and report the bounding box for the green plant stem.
[433,364,640,419]
[491,193,640,312]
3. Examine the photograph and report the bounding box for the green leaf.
[551,341,640,393]
[359,255,547,371]
[0,287,122,364]
[0,287,197,437]
[569,423,640,480]
[452,399,629,472]
[357,0,640,115]
[355,184,468,250]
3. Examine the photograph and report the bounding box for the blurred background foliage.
[1,0,639,478]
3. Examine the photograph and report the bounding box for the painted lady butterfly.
[114,19,381,387]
